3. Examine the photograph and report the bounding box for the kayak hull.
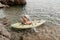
[11,20,46,29]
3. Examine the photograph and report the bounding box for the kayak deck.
[11,20,46,29]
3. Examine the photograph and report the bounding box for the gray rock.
[0,35,10,40]
[0,0,26,5]
[0,23,11,40]
[0,3,9,8]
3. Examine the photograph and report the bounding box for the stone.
[0,3,9,8]
[0,17,11,26]
[0,23,11,39]
[0,0,26,6]
[0,35,10,40]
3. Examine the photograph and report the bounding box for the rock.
[0,0,26,6]
[0,3,9,8]
[0,23,11,39]
[0,35,10,40]
[0,17,11,26]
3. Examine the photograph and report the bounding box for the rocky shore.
[0,0,60,40]
[0,18,60,40]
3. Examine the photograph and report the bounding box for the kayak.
[11,20,46,29]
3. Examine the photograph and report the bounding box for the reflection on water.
[0,0,60,25]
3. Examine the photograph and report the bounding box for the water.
[0,0,60,25]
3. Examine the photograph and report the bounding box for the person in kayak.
[21,15,32,25]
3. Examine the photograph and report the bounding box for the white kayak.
[11,20,46,29]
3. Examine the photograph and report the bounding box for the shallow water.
[0,0,60,26]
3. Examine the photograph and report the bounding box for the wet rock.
[0,0,26,6]
[2,18,11,26]
[0,3,9,8]
[0,35,10,40]
[0,17,11,26]
[0,23,11,39]
[11,32,22,40]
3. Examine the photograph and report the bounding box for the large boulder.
[0,0,26,5]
